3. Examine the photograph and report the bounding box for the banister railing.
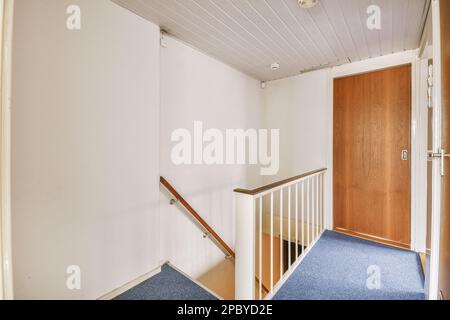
[234,169,327,300]
[160,177,235,258]
[160,177,270,296]
[234,168,327,196]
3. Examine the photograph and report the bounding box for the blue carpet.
[273,231,425,300]
[114,264,218,300]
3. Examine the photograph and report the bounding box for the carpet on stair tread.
[114,264,218,300]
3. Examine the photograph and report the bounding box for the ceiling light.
[298,0,319,9]
[270,63,280,71]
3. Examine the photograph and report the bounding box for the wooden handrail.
[160,177,235,258]
[234,168,327,196]
[160,176,269,295]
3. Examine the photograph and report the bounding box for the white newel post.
[234,192,255,300]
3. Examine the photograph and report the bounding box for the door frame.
[0,0,14,300]
[428,0,443,301]
[326,49,425,251]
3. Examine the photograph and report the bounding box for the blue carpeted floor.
[114,264,218,300]
[274,231,425,300]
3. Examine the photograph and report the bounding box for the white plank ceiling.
[112,0,430,81]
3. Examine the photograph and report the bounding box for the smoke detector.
[270,62,280,71]
[298,0,319,9]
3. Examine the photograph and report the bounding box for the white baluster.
[288,186,291,270]
[301,181,305,254]
[270,192,274,292]
[320,174,323,233]
[316,175,319,239]
[306,179,310,247]
[295,183,299,259]
[312,177,316,241]
[259,196,263,300]
[280,189,283,281]
[322,173,325,233]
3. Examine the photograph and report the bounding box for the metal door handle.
[428,149,450,176]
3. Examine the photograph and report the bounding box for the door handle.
[428,149,450,176]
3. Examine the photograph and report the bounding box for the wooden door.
[334,65,412,249]
[438,0,450,300]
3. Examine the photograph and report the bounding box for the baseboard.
[97,265,162,300]
[334,228,411,250]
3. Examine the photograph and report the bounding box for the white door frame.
[327,49,425,251]
[428,0,443,301]
[0,0,14,300]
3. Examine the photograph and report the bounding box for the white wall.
[263,69,331,180]
[262,69,332,227]
[11,0,161,299]
[159,36,263,279]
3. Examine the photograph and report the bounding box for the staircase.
[160,177,269,300]
[114,263,219,300]
[120,170,424,301]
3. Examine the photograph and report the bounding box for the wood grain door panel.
[439,0,450,300]
[334,65,412,248]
